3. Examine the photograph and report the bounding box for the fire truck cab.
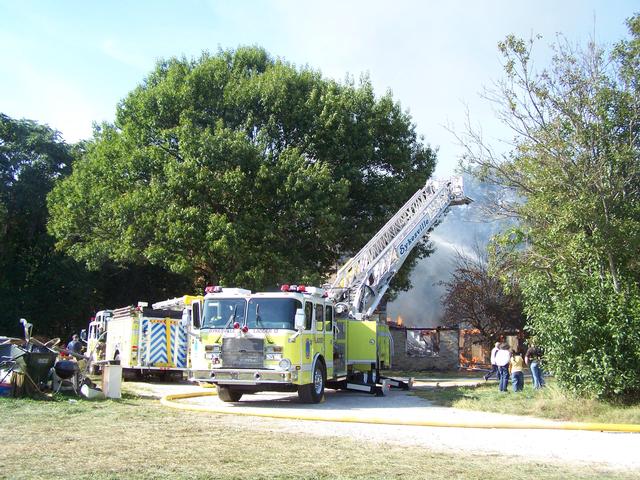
[190,285,391,403]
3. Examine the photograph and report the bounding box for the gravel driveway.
[134,381,640,471]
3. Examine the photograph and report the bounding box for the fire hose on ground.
[159,390,640,433]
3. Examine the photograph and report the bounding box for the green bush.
[525,271,640,401]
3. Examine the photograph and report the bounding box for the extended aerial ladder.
[181,176,471,400]
[327,176,471,319]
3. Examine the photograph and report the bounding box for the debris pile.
[0,319,107,400]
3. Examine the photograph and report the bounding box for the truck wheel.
[217,386,243,402]
[298,361,325,403]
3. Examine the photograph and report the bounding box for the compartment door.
[171,320,188,368]
[333,316,347,377]
[347,320,377,367]
[148,318,172,367]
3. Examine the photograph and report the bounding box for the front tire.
[298,361,325,403]
[217,385,243,402]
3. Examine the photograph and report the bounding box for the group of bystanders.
[484,342,545,392]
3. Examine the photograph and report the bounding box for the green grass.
[411,377,640,424]
[0,393,636,480]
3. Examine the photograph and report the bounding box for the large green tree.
[0,114,192,338]
[460,17,640,400]
[49,47,436,292]
[0,114,87,337]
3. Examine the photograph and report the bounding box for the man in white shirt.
[484,342,501,381]
[494,344,512,392]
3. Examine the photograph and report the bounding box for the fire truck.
[189,177,470,402]
[83,310,112,374]
[84,299,199,379]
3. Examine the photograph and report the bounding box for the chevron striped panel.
[176,323,188,368]
[149,321,168,365]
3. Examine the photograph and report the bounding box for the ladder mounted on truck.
[327,176,470,394]
[152,296,194,311]
[328,176,471,319]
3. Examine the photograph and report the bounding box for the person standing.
[484,342,501,381]
[509,349,525,392]
[494,343,512,392]
[526,345,545,389]
[66,334,83,355]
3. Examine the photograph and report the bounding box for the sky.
[1,0,636,176]
[1,1,637,325]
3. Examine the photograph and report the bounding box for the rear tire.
[298,361,325,403]
[217,385,243,402]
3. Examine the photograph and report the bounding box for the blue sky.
[0,1,637,176]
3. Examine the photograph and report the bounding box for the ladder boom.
[328,176,469,318]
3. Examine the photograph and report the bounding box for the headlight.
[265,353,283,360]
[279,358,292,371]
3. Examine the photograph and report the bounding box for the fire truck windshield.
[246,298,302,330]
[202,298,247,328]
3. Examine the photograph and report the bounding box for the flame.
[461,328,481,334]
[397,316,403,326]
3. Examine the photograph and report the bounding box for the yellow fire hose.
[160,390,640,433]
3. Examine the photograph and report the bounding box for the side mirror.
[80,329,87,342]
[192,300,202,329]
[294,308,305,330]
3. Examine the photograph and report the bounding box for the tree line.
[444,14,640,401]
[1,46,435,339]
[0,114,192,338]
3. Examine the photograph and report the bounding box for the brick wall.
[389,327,459,371]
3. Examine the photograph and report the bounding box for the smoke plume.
[387,175,510,327]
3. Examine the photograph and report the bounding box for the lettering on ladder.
[397,215,431,257]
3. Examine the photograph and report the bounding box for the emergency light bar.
[204,287,251,295]
[280,284,326,296]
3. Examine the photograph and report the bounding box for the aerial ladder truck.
[188,176,471,403]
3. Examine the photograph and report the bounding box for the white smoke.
[387,175,511,327]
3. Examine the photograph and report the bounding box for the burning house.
[387,317,523,371]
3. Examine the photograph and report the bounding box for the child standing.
[509,350,525,392]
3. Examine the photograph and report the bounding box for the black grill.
[221,337,264,369]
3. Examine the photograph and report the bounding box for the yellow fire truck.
[83,301,195,379]
[189,177,470,402]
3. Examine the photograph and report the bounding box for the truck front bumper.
[190,368,296,386]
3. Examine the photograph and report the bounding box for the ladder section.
[328,176,469,318]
